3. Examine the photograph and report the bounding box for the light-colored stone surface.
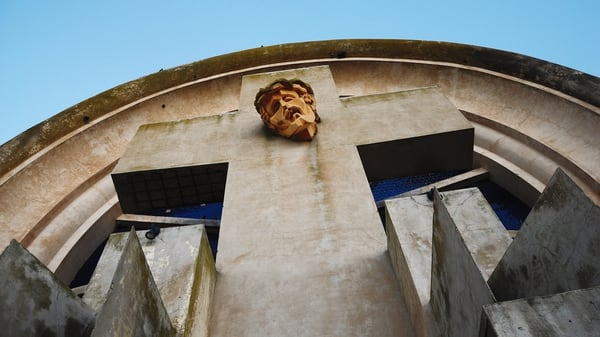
[489,168,600,301]
[385,187,512,337]
[430,189,497,337]
[0,43,596,282]
[440,188,513,279]
[91,228,176,337]
[482,286,600,337]
[0,40,597,336]
[84,225,215,337]
[386,195,439,337]
[113,65,473,336]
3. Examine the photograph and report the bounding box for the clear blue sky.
[1,1,598,145]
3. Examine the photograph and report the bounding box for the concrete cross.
[112,65,473,337]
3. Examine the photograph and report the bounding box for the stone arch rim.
[1,39,598,180]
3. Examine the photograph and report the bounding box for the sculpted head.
[254,79,321,141]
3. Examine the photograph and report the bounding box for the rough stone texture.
[111,65,473,337]
[385,195,439,337]
[481,286,600,337]
[440,188,513,279]
[1,40,596,180]
[0,240,95,337]
[0,41,597,337]
[430,189,497,337]
[2,41,597,285]
[488,168,600,301]
[91,228,176,337]
[386,187,512,337]
[84,225,215,337]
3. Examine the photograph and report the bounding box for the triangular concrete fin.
[91,227,176,337]
[0,239,95,337]
[430,188,496,337]
[488,168,600,301]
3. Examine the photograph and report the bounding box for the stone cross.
[112,65,473,336]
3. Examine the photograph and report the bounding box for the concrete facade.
[429,189,509,337]
[109,65,473,336]
[84,225,215,337]
[0,40,598,336]
[1,40,597,276]
[385,187,512,337]
[91,228,176,337]
[489,168,600,301]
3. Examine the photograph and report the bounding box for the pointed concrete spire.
[91,227,176,337]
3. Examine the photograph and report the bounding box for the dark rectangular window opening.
[357,131,474,230]
[69,163,229,291]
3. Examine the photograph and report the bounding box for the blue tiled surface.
[369,170,467,202]
[370,171,529,230]
[152,203,223,256]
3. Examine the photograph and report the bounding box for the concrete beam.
[116,213,220,229]
[488,168,600,301]
[0,240,95,336]
[481,286,600,336]
[91,228,176,337]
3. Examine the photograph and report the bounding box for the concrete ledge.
[481,286,600,336]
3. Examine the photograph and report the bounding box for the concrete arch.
[0,39,597,284]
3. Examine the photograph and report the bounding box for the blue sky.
[1,1,598,145]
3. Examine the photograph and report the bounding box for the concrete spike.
[430,188,496,337]
[386,187,512,337]
[488,168,600,301]
[84,225,216,337]
[0,239,95,337]
[91,227,176,337]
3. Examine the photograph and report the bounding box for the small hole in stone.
[161,104,166,109]
[83,116,90,123]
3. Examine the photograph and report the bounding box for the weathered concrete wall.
[386,194,439,337]
[488,168,600,301]
[1,41,597,285]
[0,41,597,337]
[430,189,500,337]
[84,225,215,337]
[386,187,512,337]
[91,228,176,337]
[0,240,95,337]
[111,65,476,336]
[481,286,600,336]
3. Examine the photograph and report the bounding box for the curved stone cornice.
[1,39,598,179]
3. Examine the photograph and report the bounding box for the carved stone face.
[254,79,320,141]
